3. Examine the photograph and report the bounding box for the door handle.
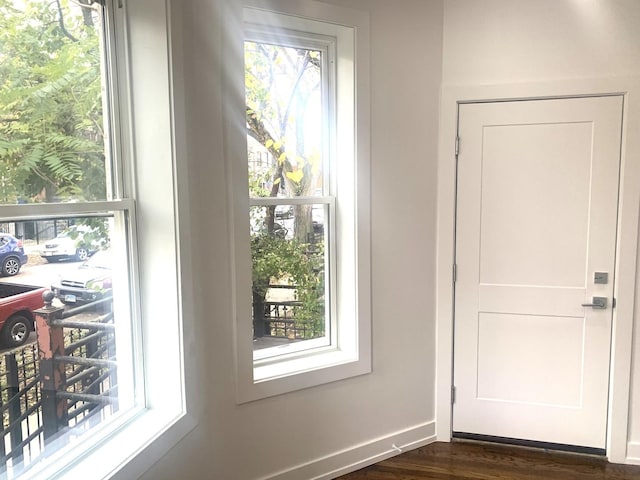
[581,297,607,309]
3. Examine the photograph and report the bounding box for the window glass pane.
[250,205,327,352]
[0,214,134,475]
[245,40,324,199]
[0,0,110,204]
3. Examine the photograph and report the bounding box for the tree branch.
[55,0,78,43]
[297,49,321,69]
[247,107,286,198]
[247,107,294,234]
[280,52,311,134]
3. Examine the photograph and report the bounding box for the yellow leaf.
[286,170,304,183]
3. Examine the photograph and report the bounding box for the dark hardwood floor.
[336,440,640,479]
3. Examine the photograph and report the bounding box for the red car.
[0,283,46,347]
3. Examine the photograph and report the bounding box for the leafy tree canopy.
[0,0,105,203]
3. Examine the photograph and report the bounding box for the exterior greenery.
[245,40,326,339]
[0,0,105,204]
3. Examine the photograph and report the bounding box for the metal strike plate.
[594,272,608,284]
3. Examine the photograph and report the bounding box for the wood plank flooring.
[336,441,640,480]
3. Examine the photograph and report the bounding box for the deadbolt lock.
[594,272,609,284]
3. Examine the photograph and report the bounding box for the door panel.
[479,122,592,287]
[476,313,584,407]
[453,96,623,449]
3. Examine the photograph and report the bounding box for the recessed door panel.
[479,122,592,287]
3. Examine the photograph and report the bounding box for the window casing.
[234,3,371,402]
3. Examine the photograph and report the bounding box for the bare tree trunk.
[294,204,313,244]
[266,205,276,235]
[82,7,94,28]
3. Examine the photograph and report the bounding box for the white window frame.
[13,1,195,478]
[232,1,371,403]
[245,26,337,361]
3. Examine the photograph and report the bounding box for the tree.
[245,41,322,242]
[0,0,105,203]
[251,230,324,338]
[245,40,327,339]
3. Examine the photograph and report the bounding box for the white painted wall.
[442,0,640,458]
[114,1,444,478]
[442,0,640,84]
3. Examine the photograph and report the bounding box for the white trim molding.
[258,421,436,480]
[436,76,640,464]
[627,442,640,465]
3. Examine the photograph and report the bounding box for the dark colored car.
[51,250,112,305]
[0,234,28,277]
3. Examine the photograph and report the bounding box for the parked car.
[0,234,28,277]
[51,250,112,305]
[39,225,99,262]
[0,283,46,347]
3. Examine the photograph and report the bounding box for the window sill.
[255,346,351,382]
[253,337,331,363]
[21,407,195,480]
[238,346,371,403]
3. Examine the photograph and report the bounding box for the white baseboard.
[627,442,640,465]
[258,421,436,480]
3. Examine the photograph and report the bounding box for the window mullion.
[0,200,134,222]
[249,196,333,206]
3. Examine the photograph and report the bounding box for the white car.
[39,225,99,262]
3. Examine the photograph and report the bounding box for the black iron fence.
[0,219,71,244]
[253,284,324,340]
[0,344,41,471]
[0,294,116,476]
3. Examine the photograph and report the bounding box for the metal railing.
[253,285,324,340]
[0,294,117,476]
[0,344,42,473]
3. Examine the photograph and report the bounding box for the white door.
[453,96,623,450]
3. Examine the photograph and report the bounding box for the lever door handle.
[581,297,607,309]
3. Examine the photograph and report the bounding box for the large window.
[235,4,371,401]
[246,29,335,359]
[0,0,186,477]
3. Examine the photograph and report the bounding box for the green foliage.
[251,234,306,296]
[251,233,324,338]
[246,41,329,338]
[293,242,325,335]
[67,217,110,251]
[0,0,106,203]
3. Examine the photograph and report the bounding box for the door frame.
[436,78,640,464]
